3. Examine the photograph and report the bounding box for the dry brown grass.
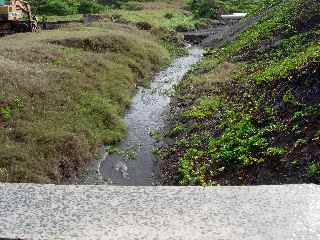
[0,22,170,183]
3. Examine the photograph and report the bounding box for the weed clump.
[136,21,152,30]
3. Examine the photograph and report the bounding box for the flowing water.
[76,47,203,186]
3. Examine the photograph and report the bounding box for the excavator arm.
[0,0,38,33]
[10,0,33,22]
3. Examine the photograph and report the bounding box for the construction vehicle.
[0,0,38,34]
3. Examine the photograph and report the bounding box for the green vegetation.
[208,114,269,166]
[307,163,320,178]
[182,97,224,119]
[38,1,194,58]
[106,1,197,31]
[109,8,196,30]
[221,0,277,14]
[160,0,320,186]
[186,0,224,19]
[28,0,195,31]
[4,0,318,186]
[28,0,106,15]
[0,22,170,182]
[0,96,23,122]
[186,0,278,19]
[36,1,199,32]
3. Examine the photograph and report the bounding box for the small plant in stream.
[312,130,320,143]
[307,163,320,178]
[295,139,307,147]
[125,146,137,161]
[149,129,162,142]
[168,123,184,137]
[105,145,121,155]
[0,168,8,182]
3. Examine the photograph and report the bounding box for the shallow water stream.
[77,47,203,186]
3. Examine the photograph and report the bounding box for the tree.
[78,0,105,14]
[187,0,224,19]
[27,0,104,15]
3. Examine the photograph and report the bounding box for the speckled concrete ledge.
[0,184,319,240]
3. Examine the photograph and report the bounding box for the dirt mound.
[50,35,131,53]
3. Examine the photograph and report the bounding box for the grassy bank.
[46,1,197,31]
[106,1,196,31]
[0,22,170,183]
[160,0,320,186]
[44,1,194,57]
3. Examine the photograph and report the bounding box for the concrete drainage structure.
[0,184,319,239]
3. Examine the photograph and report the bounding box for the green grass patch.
[107,8,196,30]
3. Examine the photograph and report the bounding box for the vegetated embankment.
[0,22,170,183]
[160,0,320,186]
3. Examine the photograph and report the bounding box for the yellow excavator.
[0,0,38,34]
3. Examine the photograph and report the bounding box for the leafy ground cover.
[0,22,170,183]
[221,0,278,14]
[160,0,320,186]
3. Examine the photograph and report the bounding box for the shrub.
[136,21,152,30]
[29,0,105,15]
[111,13,130,23]
[187,0,224,19]
[164,13,174,19]
[97,0,129,9]
[121,1,143,11]
[78,0,105,14]
[37,0,79,16]
[174,24,191,32]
